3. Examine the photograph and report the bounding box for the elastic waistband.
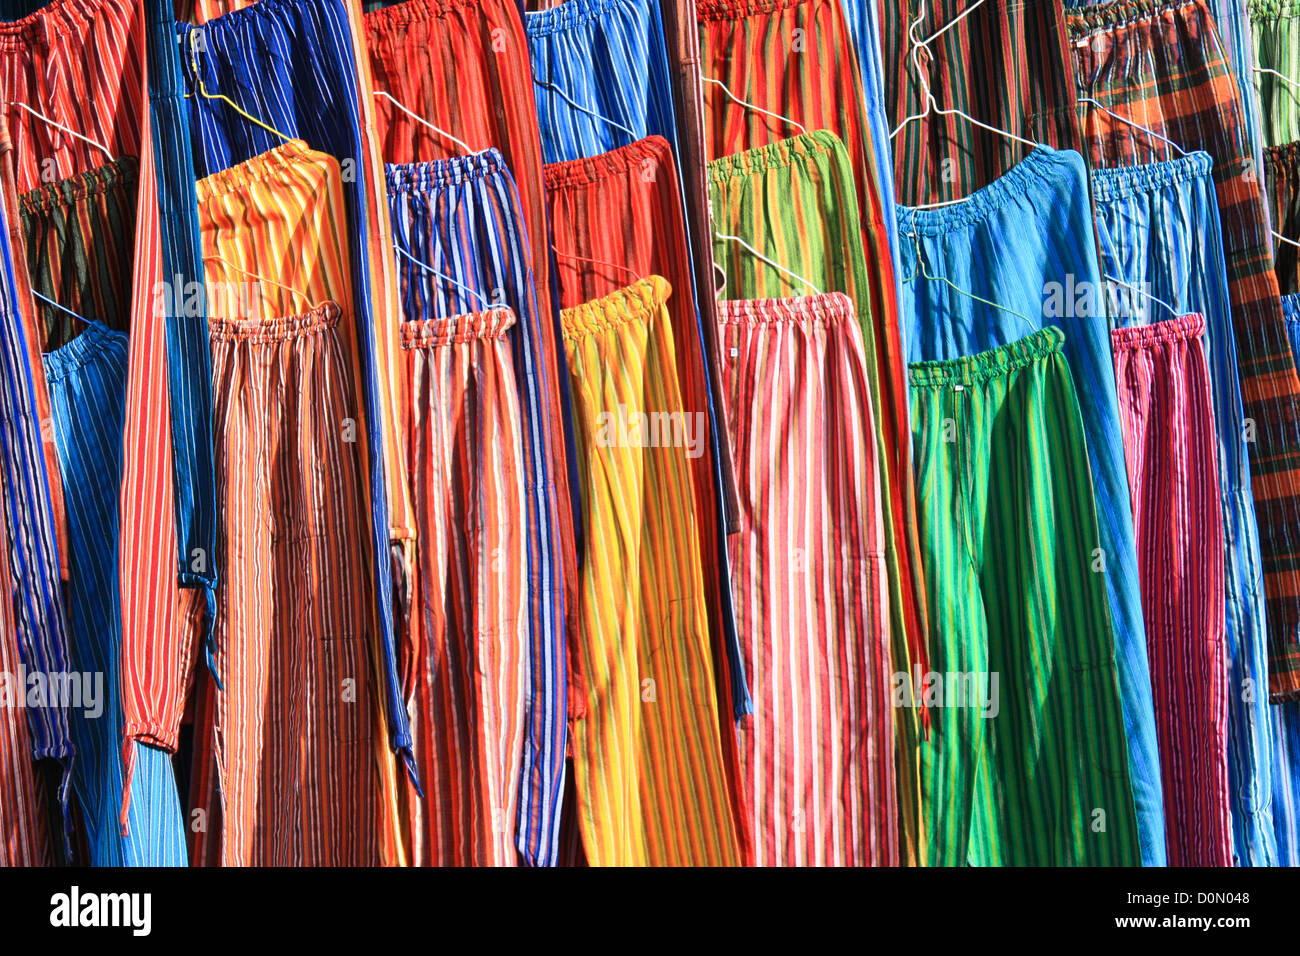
[209,301,341,343]
[1248,0,1300,19]
[386,149,507,193]
[20,155,138,215]
[525,0,638,36]
[897,147,1081,236]
[1089,151,1214,201]
[365,0,483,34]
[718,291,855,326]
[1110,312,1205,349]
[401,307,517,347]
[696,0,805,22]
[0,0,118,48]
[561,275,670,339]
[41,320,127,383]
[544,135,671,191]
[1282,292,1300,324]
[194,139,319,204]
[1265,140,1300,173]
[707,129,843,185]
[908,327,1065,387]
[1066,0,1202,38]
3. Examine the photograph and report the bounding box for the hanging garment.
[561,275,741,866]
[19,158,137,351]
[1265,141,1300,293]
[196,141,387,866]
[1090,152,1277,867]
[385,152,565,867]
[525,0,679,165]
[1110,314,1232,868]
[706,129,925,861]
[178,0,415,781]
[717,291,896,867]
[42,322,187,867]
[544,136,749,724]
[908,327,1141,866]
[399,307,528,867]
[364,0,580,626]
[895,145,1164,867]
[881,0,1082,205]
[1249,0,1300,147]
[1069,0,1300,703]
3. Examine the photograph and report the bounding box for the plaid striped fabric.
[706,131,925,862]
[881,0,1081,205]
[19,158,137,351]
[1069,0,1300,701]
[1091,153,1277,865]
[400,307,529,867]
[1111,315,1233,867]
[1276,291,1300,865]
[525,0,680,164]
[909,329,1142,866]
[717,292,896,867]
[178,0,416,776]
[385,152,566,867]
[1249,0,1300,147]
[365,0,580,627]
[43,322,187,866]
[561,276,742,866]
[1265,141,1300,292]
[896,145,1166,865]
[196,141,388,865]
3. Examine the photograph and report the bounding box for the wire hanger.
[1273,230,1300,251]
[901,221,1037,332]
[30,289,89,329]
[1102,273,1179,321]
[1076,97,1188,158]
[701,76,806,136]
[1255,66,1300,93]
[373,91,476,155]
[531,73,637,139]
[6,102,113,160]
[201,252,322,314]
[393,243,501,312]
[184,30,294,145]
[551,246,642,286]
[714,231,822,296]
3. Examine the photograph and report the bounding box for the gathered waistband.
[561,275,670,339]
[195,139,321,204]
[1249,0,1300,18]
[401,307,517,347]
[719,291,855,326]
[909,327,1065,387]
[41,319,126,383]
[0,0,124,49]
[209,301,341,343]
[1089,151,1214,201]
[386,149,508,192]
[544,135,671,191]
[696,0,807,23]
[525,0,640,36]
[1066,0,1204,37]
[1111,312,1206,349]
[365,0,486,35]
[20,155,137,214]
[707,129,843,185]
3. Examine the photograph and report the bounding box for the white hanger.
[1102,272,1179,320]
[1077,97,1189,158]
[531,74,637,139]
[373,91,475,155]
[901,221,1037,332]
[701,76,806,136]
[713,231,822,297]
[393,243,501,312]
[1273,230,1300,251]
[30,289,90,328]
[1255,67,1300,93]
[7,101,113,160]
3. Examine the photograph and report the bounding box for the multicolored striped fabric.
[1249,0,1300,147]
[196,141,386,865]
[705,130,925,861]
[1265,141,1300,293]
[895,145,1165,866]
[562,276,742,866]
[43,321,187,867]
[178,0,414,775]
[1090,153,1277,866]
[400,307,528,867]
[365,0,580,623]
[1110,314,1232,867]
[385,152,566,867]
[909,328,1142,866]
[19,158,136,351]
[544,136,749,730]
[525,0,679,165]
[717,292,895,867]
[0,0,142,195]
[1069,0,1300,702]
[881,0,1081,205]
